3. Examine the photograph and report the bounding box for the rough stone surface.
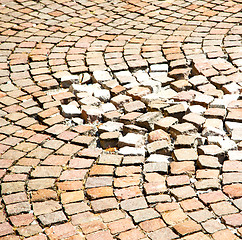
[0,1,241,239]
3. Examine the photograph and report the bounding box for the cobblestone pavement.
[0,0,242,239]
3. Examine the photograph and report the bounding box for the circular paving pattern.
[0,0,242,239]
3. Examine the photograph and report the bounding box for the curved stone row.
[0,0,241,239]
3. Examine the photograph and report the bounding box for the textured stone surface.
[0,0,241,239]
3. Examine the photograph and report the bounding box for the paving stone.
[188,209,214,223]
[170,122,197,138]
[120,197,148,212]
[212,229,240,240]
[161,208,188,226]
[154,116,178,131]
[139,218,166,232]
[135,112,163,130]
[129,208,160,223]
[198,145,225,162]
[173,219,202,236]
[38,211,67,226]
[170,161,195,174]
[173,148,198,161]
[28,178,55,191]
[1,0,242,239]
[98,154,123,165]
[0,222,14,236]
[6,202,31,216]
[211,201,239,216]
[107,218,135,234]
[17,224,43,238]
[164,103,187,119]
[147,227,178,240]
[202,219,226,234]
[86,230,113,240]
[118,133,144,148]
[1,182,25,194]
[147,140,171,155]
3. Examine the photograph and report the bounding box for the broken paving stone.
[202,126,226,137]
[173,148,198,161]
[123,124,147,135]
[81,106,103,123]
[144,162,168,173]
[174,135,198,148]
[154,116,178,131]
[164,103,187,119]
[93,70,112,82]
[118,133,144,148]
[101,102,116,113]
[146,154,171,163]
[79,96,101,106]
[171,80,192,92]
[136,111,162,130]
[61,105,81,118]
[147,140,172,155]
[99,131,120,149]
[197,155,220,169]
[94,89,111,102]
[195,179,220,190]
[111,94,132,107]
[127,86,151,100]
[203,118,224,130]
[182,112,206,129]
[148,129,170,143]
[228,150,242,161]
[192,93,214,107]
[61,75,80,88]
[204,108,227,120]
[188,75,209,87]
[98,121,123,133]
[198,145,225,162]
[118,146,146,156]
[123,100,146,113]
[170,122,197,138]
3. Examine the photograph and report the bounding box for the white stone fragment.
[69,84,93,95]
[228,150,242,161]
[61,105,81,118]
[99,121,123,133]
[146,154,171,163]
[141,93,164,104]
[223,94,240,107]
[93,70,112,82]
[202,126,226,137]
[118,146,146,156]
[61,75,80,88]
[118,133,145,148]
[210,98,226,109]
[94,89,111,102]
[133,70,150,83]
[222,82,241,94]
[225,121,242,132]
[231,128,242,142]
[150,64,168,72]
[189,105,206,115]
[101,103,116,113]
[218,138,237,152]
[141,80,161,93]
